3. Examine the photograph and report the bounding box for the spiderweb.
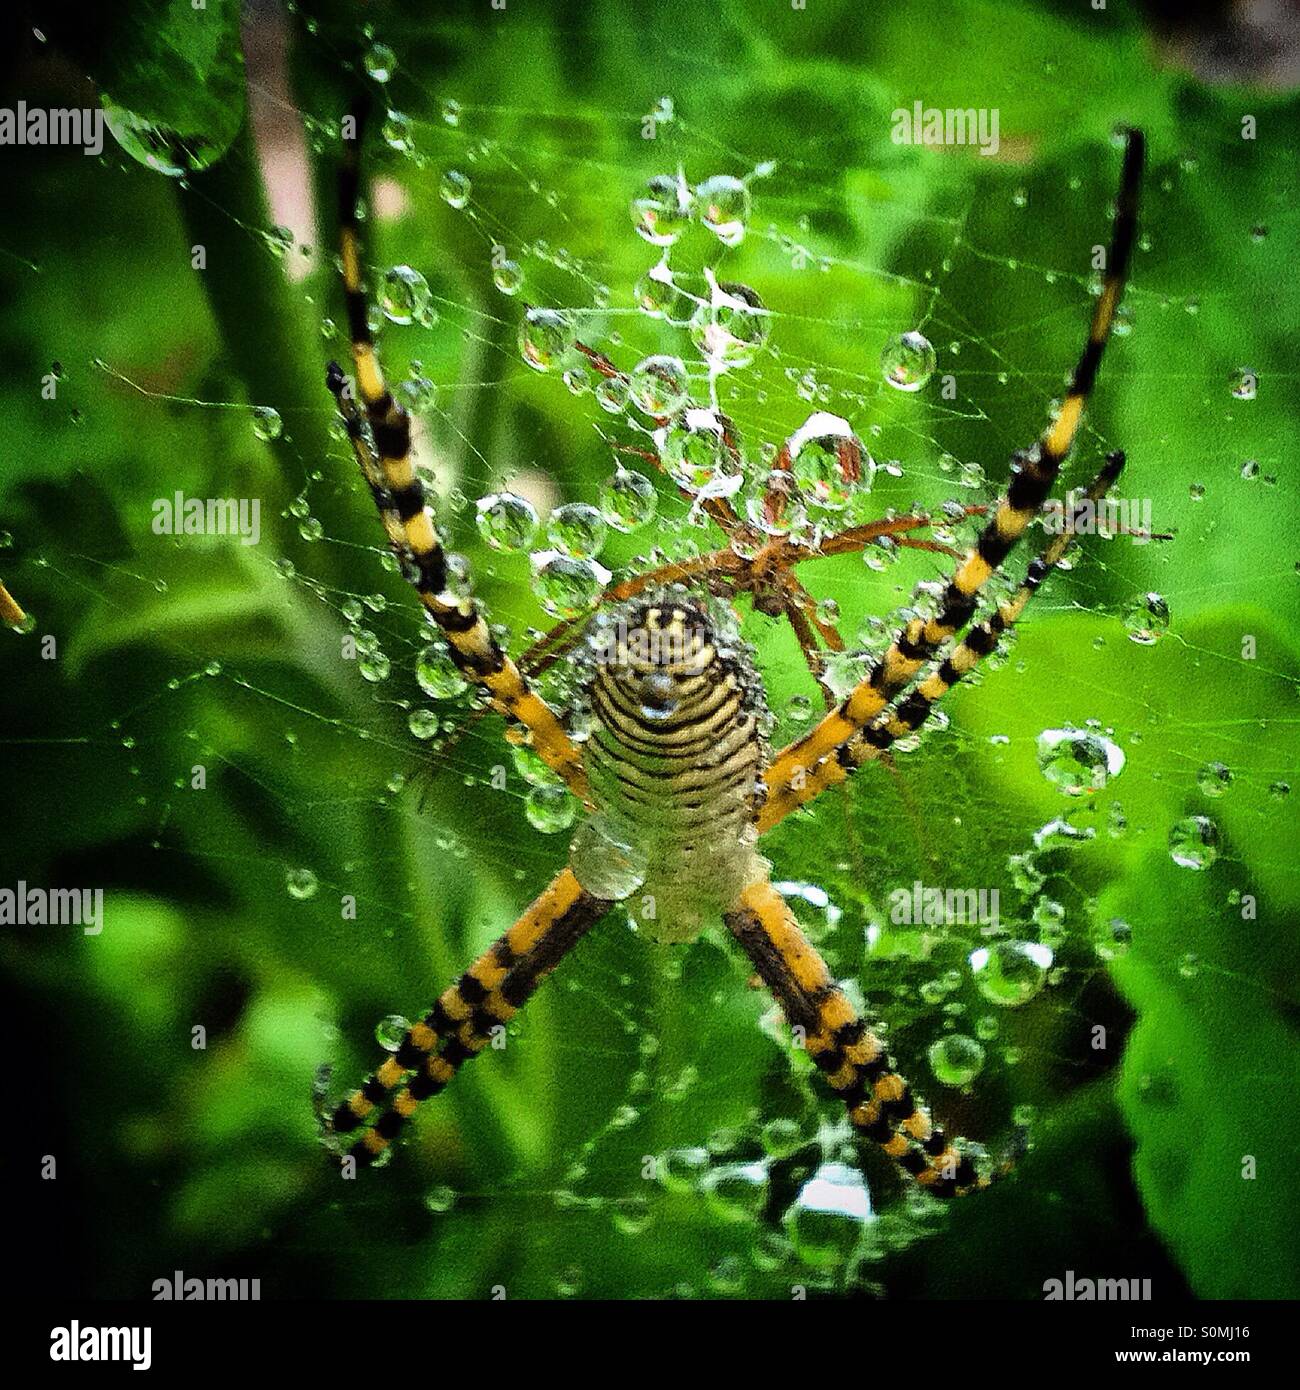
[3,1,1298,1300]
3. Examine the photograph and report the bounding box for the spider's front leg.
[724,877,994,1196]
[762,129,1144,806]
[328,102,588,802]
[322,868,611,1167]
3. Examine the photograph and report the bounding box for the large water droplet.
[416,643,469,699]
[694,174,751,247]
[1123,591,1171,645]
[782,1163,871,1269]
[880,330,937,392]
[381,265,435,327]
[1168,815,1219,870]
[629,354,690,417]
[475,492,539,552]
[570,817,649,899]
[630,173,693,246]
[532,553,605,617]
[785,412,872,511]
[546,502,607,560]
[689,279,768,371]
[1036,726,1125,796]
[969,940,1053,1006]
[599,467,657,532]
[519,307,574,372]
[928,1033,986,1085]
[525,783,577,834]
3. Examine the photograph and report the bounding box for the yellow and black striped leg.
[324,868,610,1168]
[330,104,590,802]
[762,130,1144,807]
[0,579,26,630]
[758,451,1128,833]
[725,878,991,1197]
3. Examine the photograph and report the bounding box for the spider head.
[579,584,762,718]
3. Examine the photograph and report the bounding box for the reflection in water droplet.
[1168,815,1219,870]
[286,867,319,900]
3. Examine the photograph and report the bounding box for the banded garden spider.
[319,107,1145,1200]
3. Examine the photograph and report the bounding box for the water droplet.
[630,173,693,246]
[251,406,282,441]
[1123,591,1171,645]
[782,1163,871,1268]
[694,174,751,246]
[524,782,577,833]
[1036,726,1125,796]
[629,354,690,417]
[1228,366,1257,400]
[785,412,872,511]
[928,1033,985,1085]
[570,816,649,898]
[492,256,522,295]
[102,96,236,177]
[546,502,607,560]
[358,649,391,683]
[408,708,440,740]
[518,306,575,372]
[1197,761,1233,797]
[880,330,936,392]
[594,376,630,414]
[701,1160,769,1223]
[286,867,320,900]
[599,467,657,531]
[424,1184,456,1213]
[416,643,469,699]
[363,42,396,84]
[381,265,434,327]
[659,406,735,492]
[440,169,471,208]
[440,99,461,127]
[1092,916,1131,961]
[382,109,413,154]
[689,280,768,370]
[533,554,605,617]
[969,940,1053,1007]
[1168,815,1219,870]
[475,492,538,552]
[375,1014,409,1050]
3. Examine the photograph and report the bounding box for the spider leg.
[324,867,610,1167]
[758,451,1127,833]
[332,105,588,803]
[725,877,995,1196]
[761,130,1144,805]
[779,589,837,709]
[0,579,26,629]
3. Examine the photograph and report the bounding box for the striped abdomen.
[577,592,769,943]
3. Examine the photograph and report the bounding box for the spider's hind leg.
[725,877,1016,1196]
[321,868,610,1169]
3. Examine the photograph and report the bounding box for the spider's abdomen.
[573,590,770,943]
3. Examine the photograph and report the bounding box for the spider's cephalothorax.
[322,99,1144,1200]
[573,587,771,942]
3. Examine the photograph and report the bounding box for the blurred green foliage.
[2,0,1296,1299]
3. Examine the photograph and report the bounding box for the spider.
[319,105,1145,1200]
